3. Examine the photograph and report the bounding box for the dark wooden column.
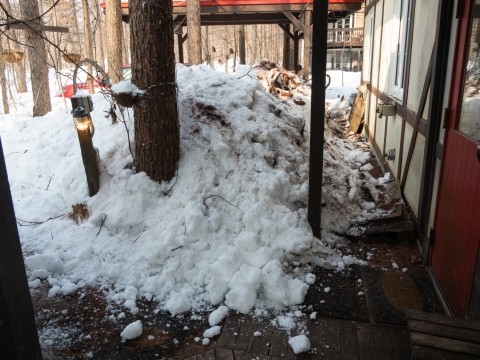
[0,138,43,360]
[308,0,328,237]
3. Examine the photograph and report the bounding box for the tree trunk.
[19,0,51,117]
[237,25,246,65]
[1,0,27,93]
[201,26,212,67]
[252,25,258,64]
[0,38,9,114]
[186,0,202,64]
[82,0,94,93]
[105,0,123,83]
[283,25,291,70]
[93,0,106,68]
[131,0,179,182]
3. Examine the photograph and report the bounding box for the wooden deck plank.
[322,317,342,359]
[304,317,325,359]
[268,327,290,358]
[197,349,215,360]
[389,327,412,360]
[356,323,378,360]
[251,325,273,355]
[412,345,480,360]
[216,314,241,350]
[406,309,480,331]
[340,320,360,360]
[371,325,394,360]
[410,332,480,355]
[215,347,234,360]
[233,319,256,353]
[408,319,480,342]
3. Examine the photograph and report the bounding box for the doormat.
[303,265,369,322]
[361,268,445,326]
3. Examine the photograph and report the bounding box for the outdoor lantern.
[72,106,95,135]
[71,95,100,197]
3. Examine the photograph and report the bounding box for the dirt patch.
[32,286,215,360]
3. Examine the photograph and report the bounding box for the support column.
[308,0,328,237]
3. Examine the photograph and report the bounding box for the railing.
[327,27,364,48]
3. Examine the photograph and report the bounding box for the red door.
[430,0,480,316]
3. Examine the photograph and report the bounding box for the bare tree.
[0,39,9,114]
[237,25,246,64]
[1,0,27,93]
[19,0,51,117]
[186,0,202,64]
[81,0,94,93]
[105,0,122,83]
[130,0,179,182]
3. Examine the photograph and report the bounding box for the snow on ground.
[1,66,388,338]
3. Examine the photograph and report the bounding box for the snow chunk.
[25,253,64,277]
[208,306,229,326]
[225,287,256,314]
[120,320,142,340]
[203,326,222,338]
[288,335,311,354]
[305,273,316,285]
[165,292,191,315]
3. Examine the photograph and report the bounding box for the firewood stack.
[255,63,301,100]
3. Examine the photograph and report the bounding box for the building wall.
[362,0,439,222]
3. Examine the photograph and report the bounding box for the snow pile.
[2,64,387,319]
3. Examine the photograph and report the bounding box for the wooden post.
[77,128,100,197]
[0,138,43,360]
[308,0,328,237]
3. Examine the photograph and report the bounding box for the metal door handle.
[477,145,480,162]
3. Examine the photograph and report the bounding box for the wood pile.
[255,63,303,100]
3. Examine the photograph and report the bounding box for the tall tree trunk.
[131,0,179,182]
[122,23,130,65]
[82,0,94,93]
[201,26,212,67]
[1,0,27,93]
[93,0,106,68]
[252,25,257,64]
[105,0,122,83]
[186,0,202,64]
[283,25,291,70]
[19,0,51,117]
[0,38,9,114]
[237,25,246,65]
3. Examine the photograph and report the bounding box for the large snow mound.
[2,64,387,316]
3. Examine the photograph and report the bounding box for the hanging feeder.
[112,91,137,108]
[0,51,24,63]
[63,53,82,64]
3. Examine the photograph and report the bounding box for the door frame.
[430,0,480,319]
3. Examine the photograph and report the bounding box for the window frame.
[389,0,411,102]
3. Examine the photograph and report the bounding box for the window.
[389,0,411,101]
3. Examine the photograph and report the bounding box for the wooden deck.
[186,313,412,360]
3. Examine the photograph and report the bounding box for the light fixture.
[72,106,95,135]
